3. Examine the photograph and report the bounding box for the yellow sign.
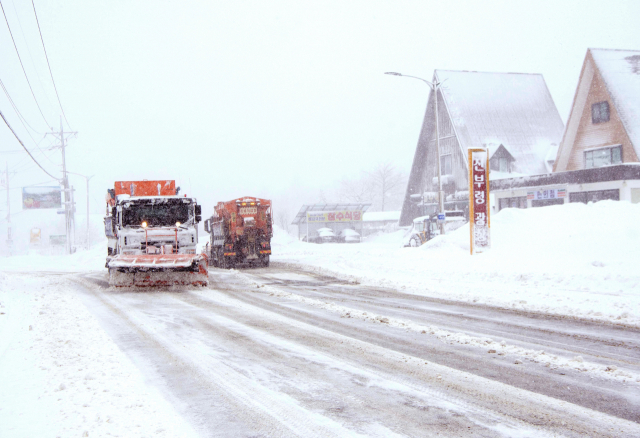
[307,210,363,222]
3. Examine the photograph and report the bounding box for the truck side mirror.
[195,205,202,215]
[204,219,209,232]
[196,215,202,223]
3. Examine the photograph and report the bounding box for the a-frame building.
[399,70,564,226]
[554,48,640,172]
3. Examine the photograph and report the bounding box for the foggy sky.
[1,0,639,222]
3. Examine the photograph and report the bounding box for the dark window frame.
[584,145,622,169]
[498,196,527,211]
[569,189,620,204]
[591,101,610,124]
[499,157,509,173]
[531,198,564,208]
[440,154,453,176]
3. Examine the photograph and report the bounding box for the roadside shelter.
[291,203,371,241]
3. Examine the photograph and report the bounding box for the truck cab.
[103,180,207,287]
[107,195,201,260]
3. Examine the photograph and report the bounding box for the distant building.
[554,48,640,172]
[291,203,371,241]
[400,70,564,226]
[493,48,640,210]
[362,211,400,236]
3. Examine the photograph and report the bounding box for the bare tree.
[276,208,291,234]
[367,163,406,211]
[337,175,375,204]
[318,189,329,204]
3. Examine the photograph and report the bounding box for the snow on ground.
[272,200,640,328]
[259,200,640,386]
[0,242,108,272]
[233,270,640,386]
[0,263,198,437]
[1,199,639,436]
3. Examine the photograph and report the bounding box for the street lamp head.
[384,72,402,76]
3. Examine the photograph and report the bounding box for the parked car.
[339,228,361,243]
[403,211,466,247]
[315,227,338,243]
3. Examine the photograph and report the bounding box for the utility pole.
[67,171,93,250]
[4,162,12,254]
[47,117,77,254]
[85,176,92,249]
[433,78,445,235]
[385,71,446,234]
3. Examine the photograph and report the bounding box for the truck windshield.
[122,201,190,227]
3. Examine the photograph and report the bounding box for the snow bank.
[0,240,108,272]
[273,201,640,327]
[0,273,199,438]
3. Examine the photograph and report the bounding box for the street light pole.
[4,161,12,253]
[67,171,94,250]
[385,72,445,234]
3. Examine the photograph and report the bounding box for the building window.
[591,101,610,124]
[440,154,452,175]
[531,198,564,208]
[499,157,509,172]
[569,189,619,204]
[498,196,526,211]
[584,145,622,169]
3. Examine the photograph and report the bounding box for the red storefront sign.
[468,148,491,254]
[308,210,363,223]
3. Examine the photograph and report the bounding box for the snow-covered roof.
[363,211,401,222]
[435,70,565,175]
[489,170,529,180]
[590,48,640,153]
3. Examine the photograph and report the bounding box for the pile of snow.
[0,240,108,272]
[0,273,198,438]
[273,201,640,327]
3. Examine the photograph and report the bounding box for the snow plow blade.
[108,254,208,287]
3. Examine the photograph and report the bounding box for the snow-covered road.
[16,267,632,437]
[3,199,639,436]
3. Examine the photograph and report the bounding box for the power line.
[0,0,51,129]
[0,77,58,165]
[0,178,57,192]
[31,0,71,130]
[0,76,42,134]
[0,109,59,181]
[10,0,55,112]
[10,147,58,172]
[0,144,54,154]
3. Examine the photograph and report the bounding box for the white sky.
[1,0,639,221]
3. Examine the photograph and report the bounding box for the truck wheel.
[262,256,270,267]
[410,237,420,247]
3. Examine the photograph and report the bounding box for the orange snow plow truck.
[204,197,272,268]
[104,180,208,287]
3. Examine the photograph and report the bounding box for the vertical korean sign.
[468,148,490,254]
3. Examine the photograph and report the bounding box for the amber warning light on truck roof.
[114,180,176,197]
